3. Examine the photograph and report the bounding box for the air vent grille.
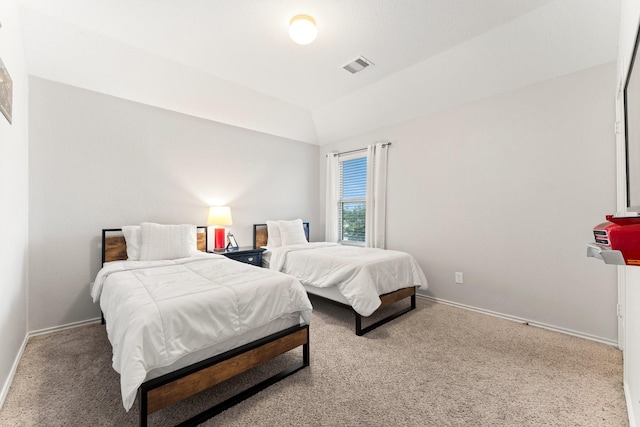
[342,56,373,74]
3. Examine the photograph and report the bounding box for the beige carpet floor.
[0,296,628,426]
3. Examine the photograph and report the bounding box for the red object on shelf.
[214,227,226,249]
[594,215,640,265]
[605,214,640,226]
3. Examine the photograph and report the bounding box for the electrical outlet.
[455,272,463,284]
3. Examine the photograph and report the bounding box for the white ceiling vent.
[342,56,374,75]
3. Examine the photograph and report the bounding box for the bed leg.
[355,313,363,336]
[139,388,148,427]
[303,326,310,366]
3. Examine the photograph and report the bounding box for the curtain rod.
[329,142,392,157]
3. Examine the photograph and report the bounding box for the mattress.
[92,253,312,411]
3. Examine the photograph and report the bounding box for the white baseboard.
[625,381,636,427]
[0,333,28,411]
[0,317,101,411]
[417,293,618,347]
[28,317,101,338]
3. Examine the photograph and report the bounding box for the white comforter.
[266,242,427,316]
[91,253,312,411]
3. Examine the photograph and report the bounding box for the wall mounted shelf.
[586,243,626,265]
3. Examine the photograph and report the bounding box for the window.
[327,142,389,248]
[338,154,367,243]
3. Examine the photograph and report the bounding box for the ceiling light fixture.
[289,14,317,45]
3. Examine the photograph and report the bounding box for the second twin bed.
[253,219,428,335]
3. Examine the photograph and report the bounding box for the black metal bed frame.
[139,323,310,426]
[356,298,415,336]
[310,288,416,336]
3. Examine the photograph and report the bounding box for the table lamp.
[208,206,233,250]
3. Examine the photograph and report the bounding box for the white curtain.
[365,142,389,248]
[325,152,339,242]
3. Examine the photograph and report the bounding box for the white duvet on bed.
[265,242,427,317]
[91,252,312,411]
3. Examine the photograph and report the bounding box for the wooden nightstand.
[211,247,266,267]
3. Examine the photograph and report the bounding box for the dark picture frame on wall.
[0,57,12,124]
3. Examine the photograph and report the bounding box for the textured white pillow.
[266,220,282,248]
[139,223,197,261]
[122,225,141,261]
[279,219,308,246]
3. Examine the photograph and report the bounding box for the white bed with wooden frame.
[253,221,427,336]
[94,224,312,426]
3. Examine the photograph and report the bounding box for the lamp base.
[214,227,226,250]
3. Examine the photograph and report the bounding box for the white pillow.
[122,225,141,261]
[279,219,308,246]
[139,223,197,261]
[266,220,282,248]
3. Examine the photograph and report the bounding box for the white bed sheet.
[92,253,312,411]
[264,242,427,316]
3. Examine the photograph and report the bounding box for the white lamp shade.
[207,206,233,226]
[289,15,317,45]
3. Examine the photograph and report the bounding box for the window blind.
[338,156,367,242]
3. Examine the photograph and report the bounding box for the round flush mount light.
[289,14,317,45]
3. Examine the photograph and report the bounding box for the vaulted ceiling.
[18,0,620,144]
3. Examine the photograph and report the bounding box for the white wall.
[320,62,618,343]
[0,0,29,408]
[312,0,619,144]
[28,77,319,331]
[617,0,640,424]
[19,6,318,145]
